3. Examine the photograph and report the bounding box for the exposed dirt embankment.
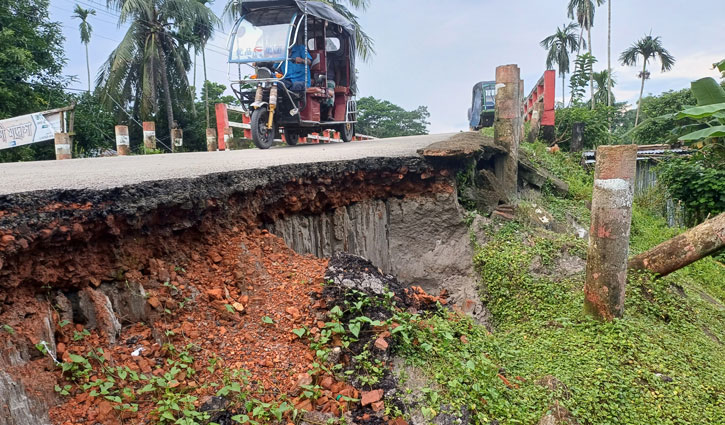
[0,157,453,291]
[0,156,462,425]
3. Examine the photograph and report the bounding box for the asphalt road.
[0,134,454,195]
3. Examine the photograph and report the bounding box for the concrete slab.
[0,134,454,195]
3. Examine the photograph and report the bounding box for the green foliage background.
[356,96,430,138]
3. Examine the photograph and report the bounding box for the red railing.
[522,70,555,127]
[214,103,374,151]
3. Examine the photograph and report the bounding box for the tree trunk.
[629,212,725,278]
[158,45,176,151]
[634,60,647,127]
[562,73,566,108]
[85,43,91,93]
[203,45,209,129]
[577,25,584,57]
[607,0,612,108]
[193,46,197,90]
[588,25,594,110]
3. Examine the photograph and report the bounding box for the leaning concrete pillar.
[171,128,183,153]
[142,121,156,151]
[493,64,522,201]
[584,144,638,320]
[54,133,72,160]
[115,125,130,156]
[206,128,217,152]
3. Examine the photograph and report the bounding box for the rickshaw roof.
[239,0,356,38]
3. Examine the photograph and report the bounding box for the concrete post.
[142,121,156,151]
[115,125,130,156]
[206,128,217,152]
[493,64,522,202]
[571,122,585,152]
[215,103,229,150]
[584,144,638,320]
[171,129,183,152]
[54,133,72,160]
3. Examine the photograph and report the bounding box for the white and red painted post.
[54,133,72,160]
[493,64,522,202]
[215,103,230,150]
[584,144,638,320]
[171,129,183,152]
[142,121,156,151]
[115,125,130,156]
[206,128,217,152]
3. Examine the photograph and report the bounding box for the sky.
[49,0,724,134]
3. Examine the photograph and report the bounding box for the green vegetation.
[389,145,725,424]
[355,96,430,138]
[46,342,301,424]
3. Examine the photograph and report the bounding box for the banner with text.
[0,111,62,150]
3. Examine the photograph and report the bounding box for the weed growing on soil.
[45,340,305,424]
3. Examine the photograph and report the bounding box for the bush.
[658,144,725,225]
[554,106,622,149]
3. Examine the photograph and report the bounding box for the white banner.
[0,111,62,150]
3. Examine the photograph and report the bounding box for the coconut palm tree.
[567,0,605,110]
[540,23,580,107]
[592,69,615,106]
[620,34,675,126]
[606,0,612,107]
[97,0,219,141]
[190,0,216,129]
[223,0,375,60]
[72,5,96,92]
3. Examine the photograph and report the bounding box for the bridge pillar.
[171,129,183,153]
[143,121,156,151]
[54,133,72,160]
[584,144,637,320]
[494,64,522,202]
[115,125,130,156]
[206,128,217,152]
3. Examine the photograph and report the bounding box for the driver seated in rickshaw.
[275,39,312,93]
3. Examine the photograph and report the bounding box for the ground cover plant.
[382,144,725,424]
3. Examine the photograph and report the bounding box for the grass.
[391,143,725,424]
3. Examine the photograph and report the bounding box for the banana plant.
[675,77,725,144]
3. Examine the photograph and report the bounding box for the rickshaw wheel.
[339,123,354,143]
[283,128,300,146]
[251,107,276,149]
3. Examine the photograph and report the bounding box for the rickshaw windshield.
[228,14,297,64]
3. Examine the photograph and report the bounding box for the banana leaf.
[715,59,725,73]
[676,102,725,120]
[679,125,725,141]
[691,77,725,106]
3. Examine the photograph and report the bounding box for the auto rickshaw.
[227,0,358,149]
[468,81,496,130]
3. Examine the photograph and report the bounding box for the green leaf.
[715,59,725,73]
[679,125,725,141]
[291,328,306,338]
[690,77,725,106]
[261,316,274,324]
[1,324,14,334]
[225,304,235,313]
[676,103,725,120]
[348,322,361,338]
[138,383,155,393]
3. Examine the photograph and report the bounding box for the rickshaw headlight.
[250,75,257,79]
[275,73,283,78]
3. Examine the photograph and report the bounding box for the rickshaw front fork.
[267,83,278,129]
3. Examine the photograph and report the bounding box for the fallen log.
[628,212,725,278]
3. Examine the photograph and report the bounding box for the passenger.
[276,40,312,92]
